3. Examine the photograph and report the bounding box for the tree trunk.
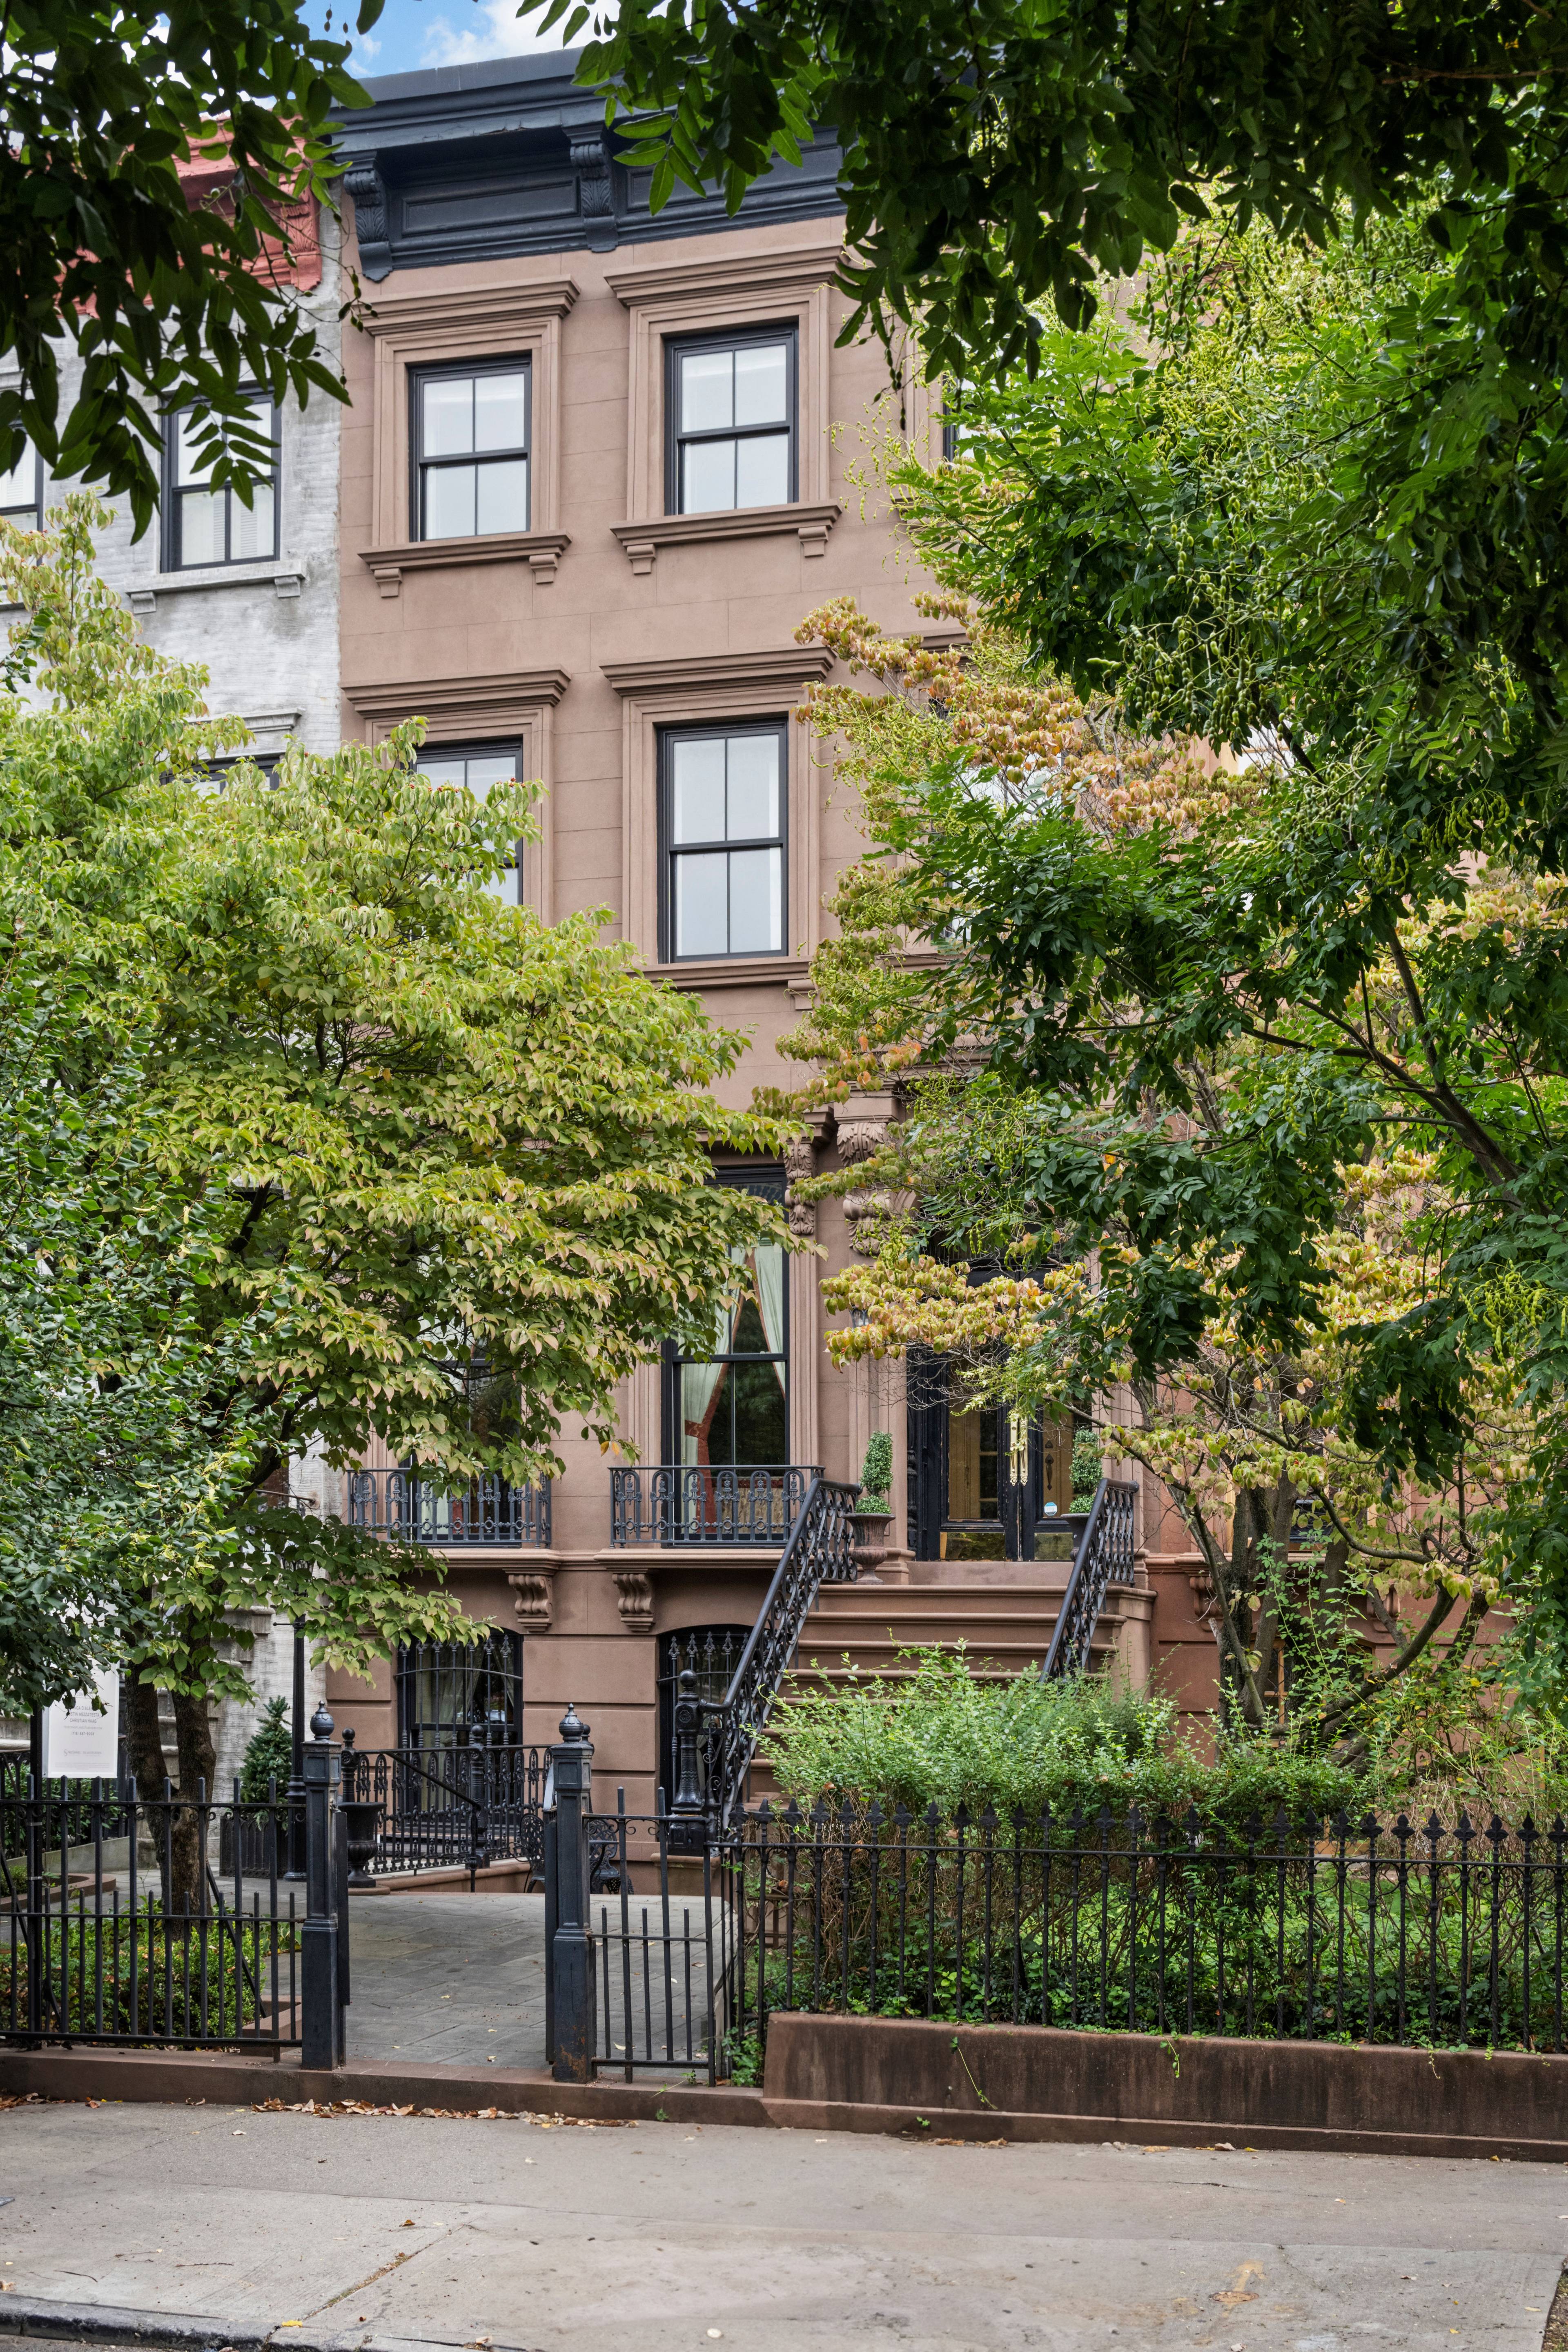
[123,1668,214,1915]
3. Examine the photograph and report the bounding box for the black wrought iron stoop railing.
[339,1736,545,1887]
[610,1463,814,1546]
[676,1472,859,1831]
[347,1468,551,1547]
[1042,1477,1138,1680]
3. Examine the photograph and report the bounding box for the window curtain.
[679,1358,728,1463]
[753,1243,786,1385]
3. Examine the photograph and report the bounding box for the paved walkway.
[0,2099,1564,2350]
[345,1893,548,2069]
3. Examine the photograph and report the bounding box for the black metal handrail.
[1042,1477,1138,1679]
[610,1463,815,1546]
[347,1468,550,1548]
[677,1472,859,1828]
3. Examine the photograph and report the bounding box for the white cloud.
[350,29,382,60]
[419,0,592,67]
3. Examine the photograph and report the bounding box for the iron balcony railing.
[610,1463,815,1546]
[347,1468,550,1548]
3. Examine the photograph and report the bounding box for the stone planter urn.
[849,1507,897,1580]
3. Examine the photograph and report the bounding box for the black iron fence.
[0,1773,302,2049]
[715,1800,1568,2056]
[347,1468,550,1548]
[543,1750,1568,2084]
[339,1737,545,1886]
[610,1464,813,1546]
[2,1718,351,2062]
[1042,1478,1137,1679]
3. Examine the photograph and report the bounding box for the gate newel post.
[302,1702,345,2069]
[549,1702,596,2083]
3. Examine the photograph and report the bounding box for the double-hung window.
[164,396,279,568]
[417,742,524,905]
[413,360,530,541]
[666,328,795,514]
[0,435,42,529]
[660,722,786,961]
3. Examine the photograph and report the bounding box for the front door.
[909,1361,1074,1561]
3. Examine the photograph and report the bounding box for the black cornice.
[334,50,844,279]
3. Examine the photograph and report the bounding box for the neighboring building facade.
[0,173,343,1782]
[321,51,1214,1813]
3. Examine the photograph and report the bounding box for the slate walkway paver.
[345,1892,548,2068]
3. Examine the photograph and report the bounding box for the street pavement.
[1,2096,1566,2351]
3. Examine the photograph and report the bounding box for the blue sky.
[313,0,589,81]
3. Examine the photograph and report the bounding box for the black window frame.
[657,717,789,964]
[0,438,44,530]
[410,353,532,545]
[160,390,281,572]
[663,1165,790,1468]
[414,737,528,906]
[664,323,798,517]
[394,1630,523,1750]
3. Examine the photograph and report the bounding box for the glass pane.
[421,374,473,458]
[423,461,475,540]
[681,436,735,514]
[463,754,519,796]
[174,411,215,489]
[948,1408,1000,1521]
[727,847,782,954]
[0,439,33,511]
[681,1360,733,1465]
[735,430,789,508]
[674,850,729,958]
[680,347,733,434]
[474,370,528,453]
[731,1356,788,1463]
[475,456,528,534]
[671,736,726,843]
[178,488,225,565]
[724,733,779,840]
[419,757,468,788]
[229,481,274,561]
[734,342,788,427]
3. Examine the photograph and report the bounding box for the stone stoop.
[747,1568,1154,1804]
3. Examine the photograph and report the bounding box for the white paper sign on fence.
[40,1666,120,1780]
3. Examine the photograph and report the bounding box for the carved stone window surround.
[361,529,570,598]
[609,501,841,576]
[342,665,569,924]
[601,646,833,967]
[604,243,842,565]
[358,275,578,586]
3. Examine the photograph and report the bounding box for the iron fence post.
[302,1703,344,2069]
[671,1667,706,1832]
[549,1703,596,2083]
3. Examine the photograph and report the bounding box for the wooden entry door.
[909,1379,1074,1562]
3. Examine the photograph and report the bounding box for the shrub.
[238,1695,293,1805]
[857,1431,893,1510]
[767,1645,1365,1830]
[1070,1430,1103,1510]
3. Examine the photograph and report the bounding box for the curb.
[0,2303,541,2352]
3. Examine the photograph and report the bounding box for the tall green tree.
[0,0,373,530]
[773,214,1568,1717]
[0,501,785,1893]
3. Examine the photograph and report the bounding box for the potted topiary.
[1062,1428,1105,1560]
[849,1431,897,1577]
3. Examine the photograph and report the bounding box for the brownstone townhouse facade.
[323,53,1217,1811]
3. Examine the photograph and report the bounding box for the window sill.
[360,530,571,598]
[610,501,842,577]
[124,566,303,614]
[646,954,810,991]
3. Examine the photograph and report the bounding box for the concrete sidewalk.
[1,2097,1566,2351]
